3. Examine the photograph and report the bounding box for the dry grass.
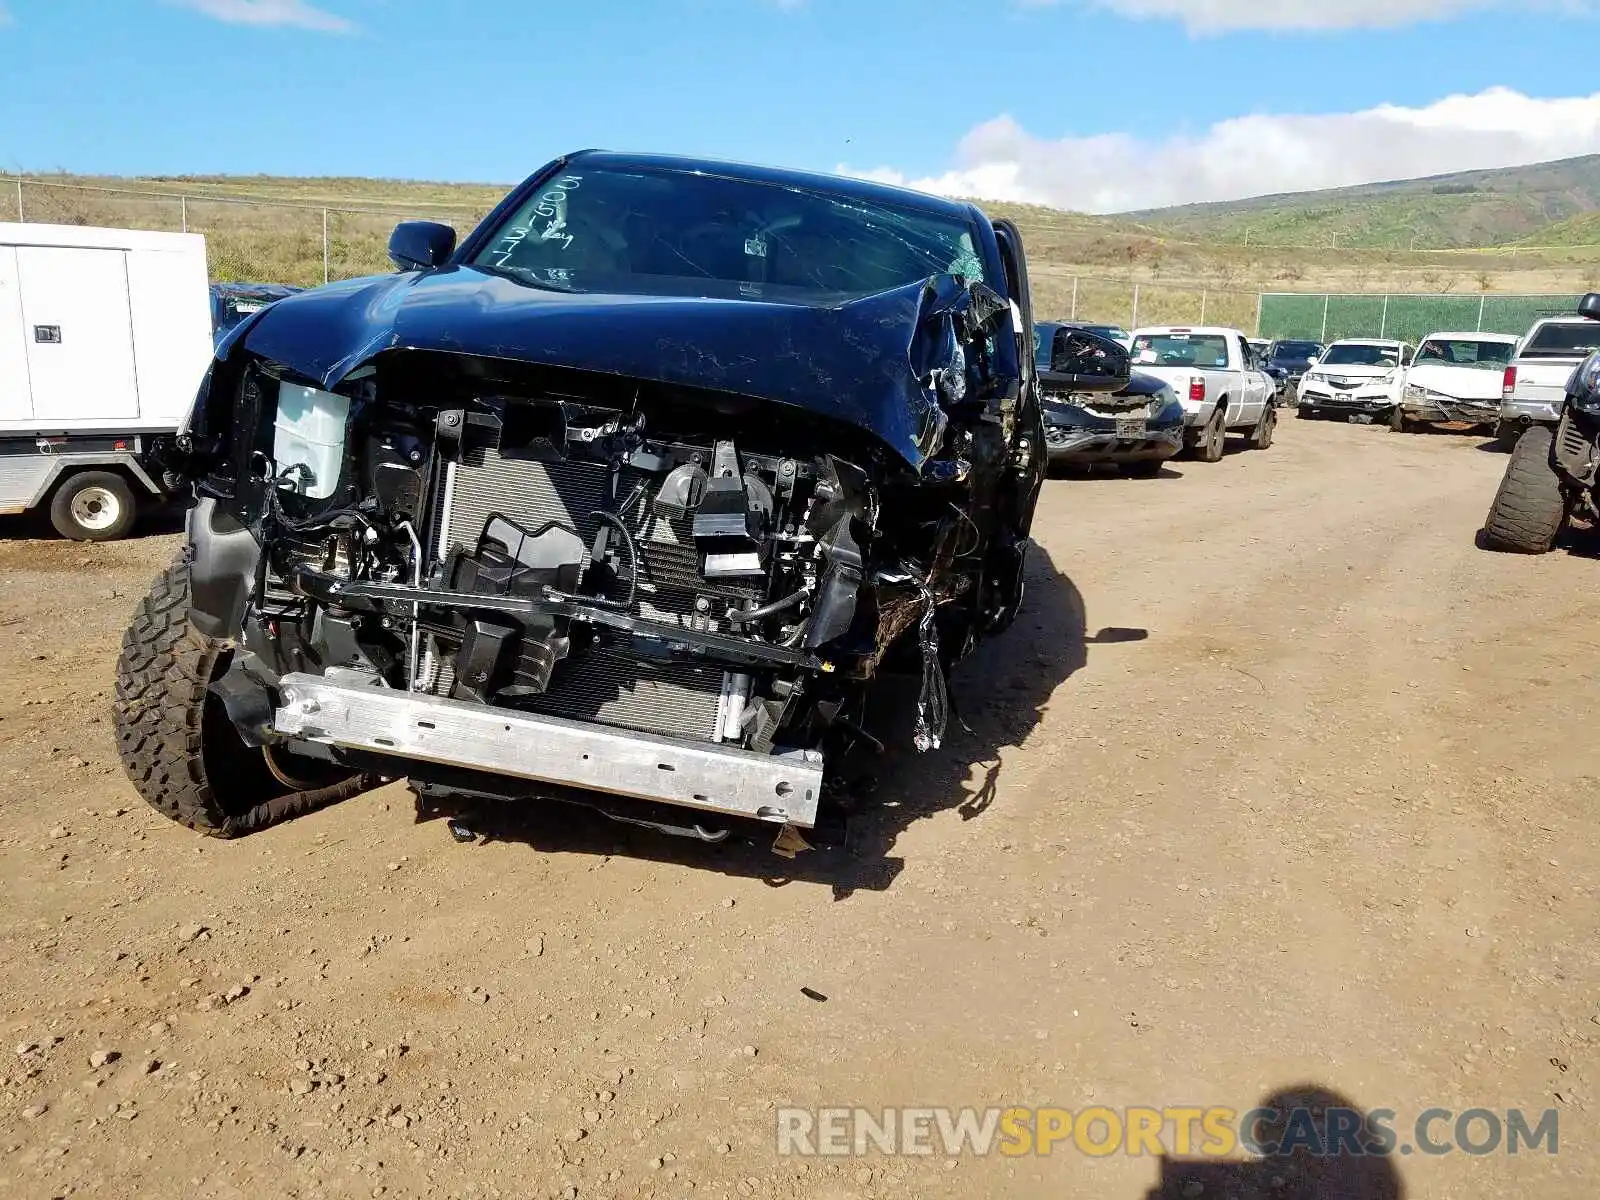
[10,172,1600,328]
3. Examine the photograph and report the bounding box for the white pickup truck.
[1127,325,1276,461]
[1497,316,1600,443]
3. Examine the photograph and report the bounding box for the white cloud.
[1026,0,1594,33]
[167,0,354,32]
[844,88,1600,213]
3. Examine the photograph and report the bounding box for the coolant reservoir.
[273,382,350,500]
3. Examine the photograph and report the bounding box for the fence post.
[1477,295,1486,332]
[1130,284,1140,331]
[322,208,330,285]
[1380,295,1389,338]
[1255,292,1263,337]
[1070,276,1078,320]
[1320,294,1330,342]
[180,195,188,234]
[1200,289,1207,324]
[15,179,22,223]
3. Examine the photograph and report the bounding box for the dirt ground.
[0,416,1594,1200]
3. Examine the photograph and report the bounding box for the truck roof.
[1130,325,1245,337]
[0,222,207,255]
[1524,315,1592,327]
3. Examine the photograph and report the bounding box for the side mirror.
[1580,292,1600,322]
[388,221,457,272]
[1038,327,1131,394]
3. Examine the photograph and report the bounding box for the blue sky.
[2,0,1598,210]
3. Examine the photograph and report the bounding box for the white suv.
[1297,339,1412,422]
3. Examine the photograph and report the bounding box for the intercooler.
[424,438,762,744]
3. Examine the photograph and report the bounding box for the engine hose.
[725,587,809,625]
[589,510,640,608]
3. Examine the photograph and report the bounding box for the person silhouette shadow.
[1144,1085,1405,1200]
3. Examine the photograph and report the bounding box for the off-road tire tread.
[1481,425,1565,554]
[113,555,369,837]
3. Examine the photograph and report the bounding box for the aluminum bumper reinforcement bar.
[273,672,822,828]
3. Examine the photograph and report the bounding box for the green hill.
[1125,156,1600,250]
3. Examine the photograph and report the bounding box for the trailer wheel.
[50,471,137,541]
[113,556,371,837]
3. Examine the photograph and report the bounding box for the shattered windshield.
[473,167,986,301]
[1413,339,1515,369]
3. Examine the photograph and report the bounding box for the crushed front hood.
[229,266,1008,469]
[1405,364,1503,402]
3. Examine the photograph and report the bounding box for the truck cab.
[1127,325,1276,461]
[1499,316,1600,443]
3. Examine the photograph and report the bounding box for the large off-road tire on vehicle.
[50,470,136,541]
[113,556,372,837]
[1481,425,1566,554]
[1247,404,1276,450]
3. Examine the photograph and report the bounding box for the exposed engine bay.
[190,310,1035,832]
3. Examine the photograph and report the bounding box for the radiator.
[427,442,756,743]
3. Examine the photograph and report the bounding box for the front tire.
[1388,404,1408,434]
[1481,425,1566,554]
[50,471,136,541]
[113,556,370,837]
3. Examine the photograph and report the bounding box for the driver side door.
[1235,334,1268,423]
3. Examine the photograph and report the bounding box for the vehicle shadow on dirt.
[1144,1084,1406,1199]
[415,544,1147,899]
[1048,464,1187,481]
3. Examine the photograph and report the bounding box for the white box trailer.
[0,222,214,540]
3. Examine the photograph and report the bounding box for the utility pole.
[1070,276,1078,320]
[1131,284,1140,331]
[1321,294,1330,342]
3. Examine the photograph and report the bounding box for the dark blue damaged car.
[114,150,1129,842]
[1035,322,1184,476]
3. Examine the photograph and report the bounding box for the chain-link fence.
[1260,292,1583,344]
[2,177,491,287]
[1030,273,1260,333]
